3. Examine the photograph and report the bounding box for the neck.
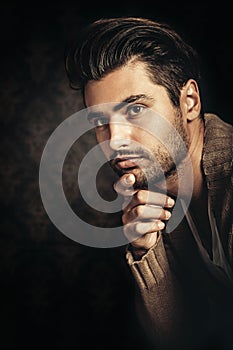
[155,117,205,201]
[188,117,205,200]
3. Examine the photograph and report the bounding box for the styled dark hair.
[65,17,202,108]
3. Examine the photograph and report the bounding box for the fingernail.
[167,197,175,207]
[125,174,134,184]
[158,221,165,230]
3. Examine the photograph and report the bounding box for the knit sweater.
[126,114,233,350]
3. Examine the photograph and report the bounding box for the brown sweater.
[126,114,233,350]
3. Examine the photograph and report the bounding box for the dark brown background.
[0,1,232,349]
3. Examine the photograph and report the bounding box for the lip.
[114,156,142,169]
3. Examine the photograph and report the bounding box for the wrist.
[128,244,148,260]
[128,231,162,260]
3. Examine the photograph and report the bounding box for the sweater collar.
[202,113,232,185]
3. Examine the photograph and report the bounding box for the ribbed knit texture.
[126,114,233,349]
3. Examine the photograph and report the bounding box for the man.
[65,17,233,349]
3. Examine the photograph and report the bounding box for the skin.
[84,60,205,251]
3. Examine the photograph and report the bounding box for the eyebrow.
[113,94,155,111]
[87,94,155,121]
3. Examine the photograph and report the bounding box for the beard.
[109,109,189,190]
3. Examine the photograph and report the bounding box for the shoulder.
[204,113,232,137]
[202,114,233,246]
[202,113,232,180]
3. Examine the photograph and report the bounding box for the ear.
[180,79,201,122]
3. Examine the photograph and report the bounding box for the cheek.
[142,137,158,152]
[96,130,111,156]
[132,129,157,152]
[134,126,158,147]
[95,126,109,141]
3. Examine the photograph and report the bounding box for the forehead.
[84,61,156,107]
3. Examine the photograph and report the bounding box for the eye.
[127,105,145,117]
[90,117,109,128]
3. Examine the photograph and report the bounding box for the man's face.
[84,61,189,189]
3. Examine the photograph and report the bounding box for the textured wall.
[0,4,143,349]
[1,2,232,349]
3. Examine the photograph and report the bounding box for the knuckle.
[135,190,144,203]
[131,240,143,249]
[113,181,120,193]
[122,212,128,225]
[135,205,144,217]
[123,224,129,234]
[123,223,132,237]
[159,194,167,207]
[123,226,129,240]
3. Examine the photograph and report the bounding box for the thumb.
[114,173,136,196]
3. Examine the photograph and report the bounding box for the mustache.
[110,147,153,164]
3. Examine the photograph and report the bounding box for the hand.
[114,173,175,251]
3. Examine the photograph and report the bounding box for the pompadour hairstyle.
[65,17,202,109]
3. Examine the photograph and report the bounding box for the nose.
[109,119,131,151]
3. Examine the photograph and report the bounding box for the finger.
[124,220,165,238]
[124,221,163,249]
[131,232,159,250]
[123,204,171,223]
[129,190,175,209]
[114,173,136,196]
